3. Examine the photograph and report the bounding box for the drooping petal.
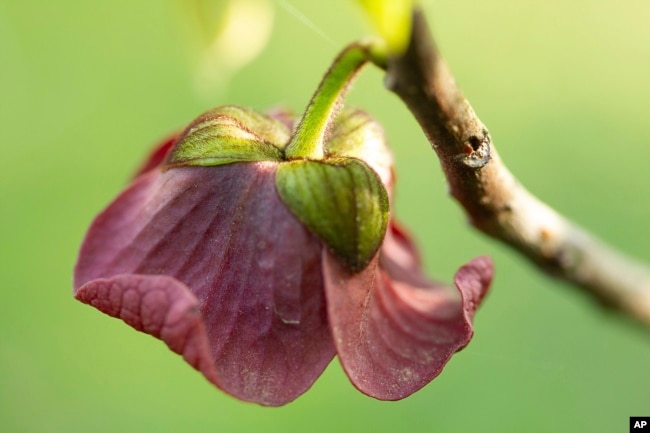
[323,226,493,400]
[380,222,492,326]
[75,274,220,387]
[74,162,335,406]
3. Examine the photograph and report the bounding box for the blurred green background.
[2,1,649,432]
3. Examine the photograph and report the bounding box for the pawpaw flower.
[73,44,493,407]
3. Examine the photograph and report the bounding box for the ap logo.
[631,417,650,431]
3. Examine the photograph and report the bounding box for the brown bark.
[383,9,650,326]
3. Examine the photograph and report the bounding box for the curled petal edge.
[74,274,222,390]
[454,256,493,328]
[323,250,493,401]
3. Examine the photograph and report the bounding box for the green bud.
[356,0,413,56]
[167,105,288,168]
[276,157,389,272]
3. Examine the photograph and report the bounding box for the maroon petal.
[132,134,178,178]
[75,162,335,406]
[323,239,493,400]
[75,274,220,387]
[379,219,423,277]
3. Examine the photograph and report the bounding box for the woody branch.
[381,8,650,326]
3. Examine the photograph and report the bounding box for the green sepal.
[326,107,393,177]
[166,106,289,168]
[276,158,389,272]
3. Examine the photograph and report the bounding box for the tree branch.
[383,8,650,326]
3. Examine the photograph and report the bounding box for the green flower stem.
[285,42,383,160]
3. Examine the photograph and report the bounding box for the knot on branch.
[458,129,491,168]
